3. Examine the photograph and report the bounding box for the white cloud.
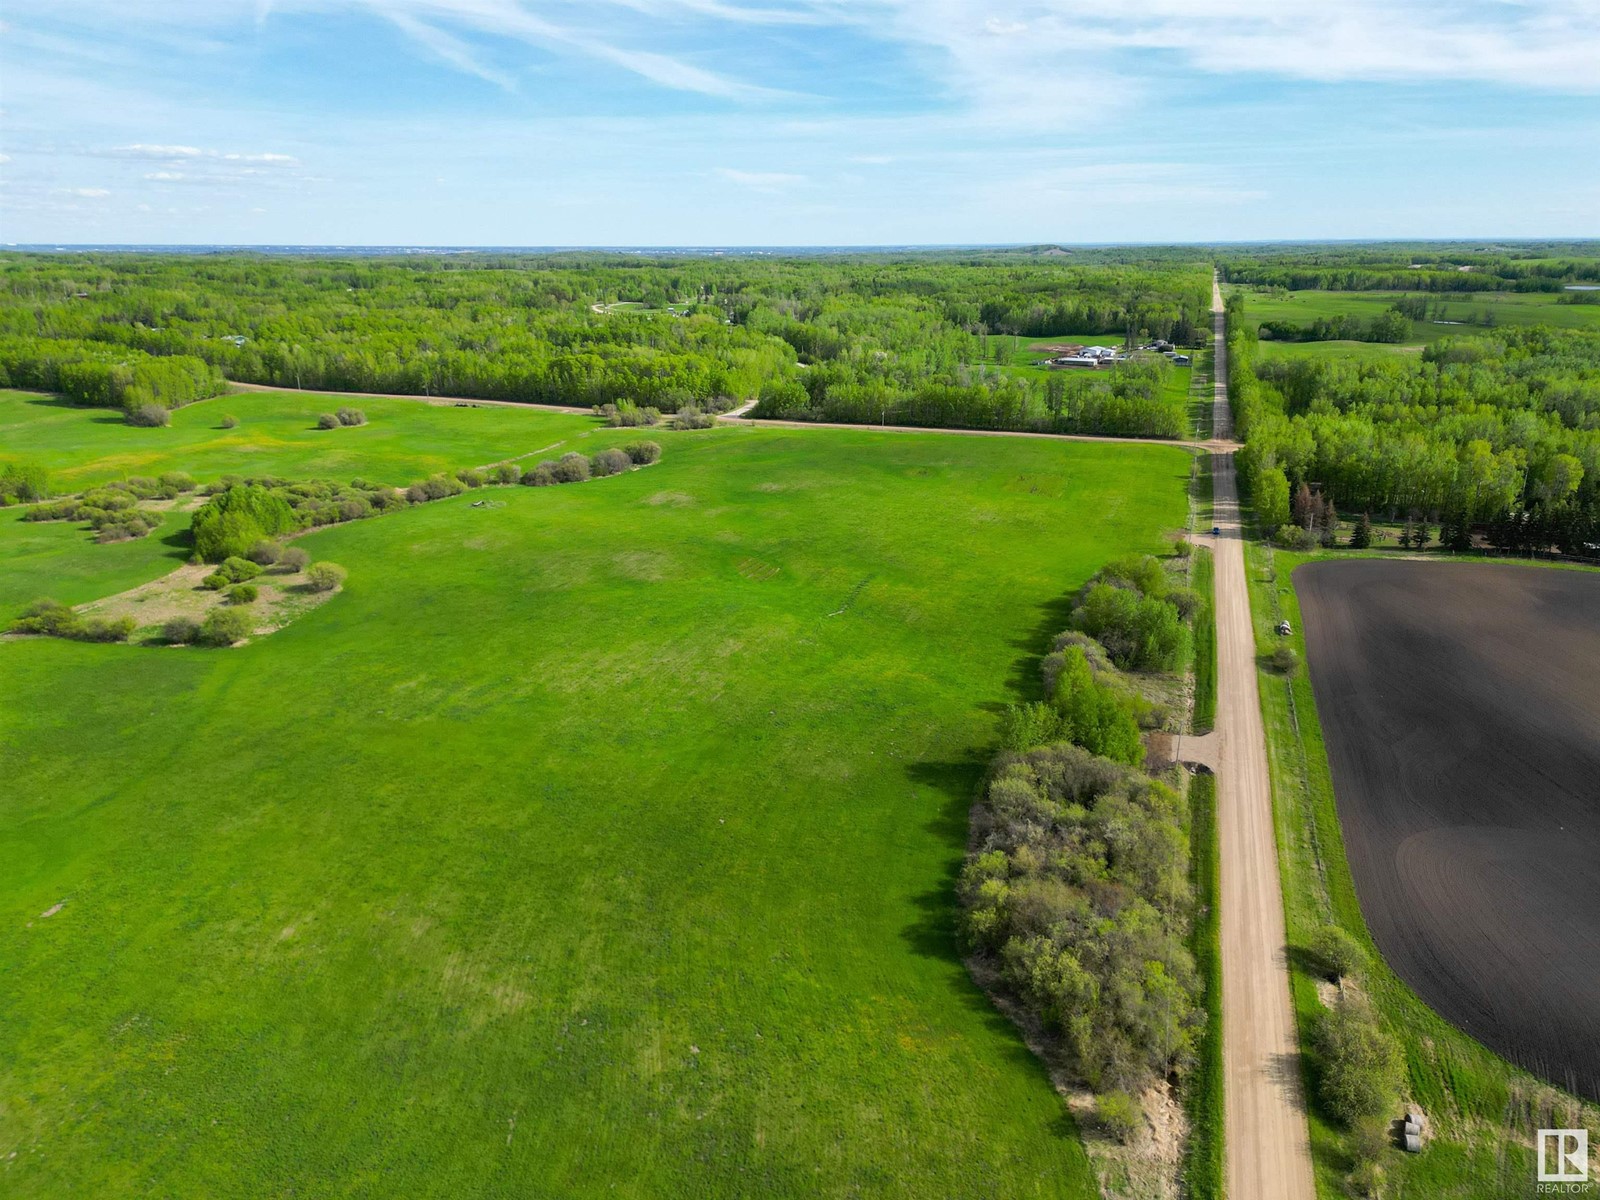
[144,170,185,180]
[714,167,806,191]
[66,186,111,197]
[116,143,204,158]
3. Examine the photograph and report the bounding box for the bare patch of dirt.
[77,560,341,643]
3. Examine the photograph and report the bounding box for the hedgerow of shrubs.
[959,743,1201,1093]
[1070,555,1192,672]
[22,473,196,540]
[521,443,662,487]
[9,599,135,643]
[193,476,402,561]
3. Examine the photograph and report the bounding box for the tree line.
[1229,295,1600,556]
[0,251,1208,438]
[961,553,1204,1135]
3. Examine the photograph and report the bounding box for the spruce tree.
[1350,513,1373,550]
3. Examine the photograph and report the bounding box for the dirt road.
[1208,276,1317,1199]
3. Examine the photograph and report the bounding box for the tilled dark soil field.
[1296,560,1600,1101]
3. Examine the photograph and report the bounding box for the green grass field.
[0,389,594,492]
[1,399,1193,1197]
[1241,539,1600,1198]
[1230,288,1600,345]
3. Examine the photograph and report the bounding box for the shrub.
[604,400,661,427]
[317,412,341,430]
[220,414,239,429]
[247,539,284,565]
[0,459,50,504]
[158,471,196,494]
[77,616,136,643]
[406,474,466,503]
[1096,1091,1142,1144]
[203,556,262,590]
[336,407,366,426]
[623,440,662,465]
[277,546,310,573]
[305,561,347,592]
[126,402,170,427]
[675,404,717,429]
[198,606,253,646]
[1072,583,1190,673]
[552,452,591,484]
[9,598,79,637]
[998,702,1063,751]
[226,583,259,605]
[589,448,633,478]
[456,468,487,488]
[1310,925,1368,982]
[8,599,134,643]
[491,463,520,485]
[191,484,297,562]
[161,616,202,644]
[1270,645,1299,675]
[523,461,558,486]
[1314,995,1402,1125]
[1273,524,1317,550]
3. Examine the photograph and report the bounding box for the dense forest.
[0,252,1209,438]
[1220,244,1600,293]
[1228,294,1600,555]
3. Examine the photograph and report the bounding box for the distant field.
[1231,288,1600,344]
[1,410,1192,1198]
[0,389,595,492]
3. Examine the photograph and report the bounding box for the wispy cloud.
[714,166,806,191]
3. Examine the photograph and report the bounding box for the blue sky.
[3,1,1598,245]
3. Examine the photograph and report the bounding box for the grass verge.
[1181,772,1222,1200]
[1189,547,1216,734]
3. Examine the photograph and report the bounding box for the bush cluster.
[405,473,466,503]
[1070,555,1192,672]
[126,402,171,427]
[959,743,1201,1093]
[521,445,662,488]
[203,556,263,590]
[315,408,365,430]
[194,476,400,560]
[596,400,662,427]
[9,599,135,643]
[24,473,195,540]
[674,404,717,429]
[226,583,259,605]
[1314,995,1403,1125]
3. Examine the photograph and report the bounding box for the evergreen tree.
[1350,513,1372,549]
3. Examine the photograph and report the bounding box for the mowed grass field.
[1231,288,1600,344]
[0,388,589,492]
[1,408,1192,1198]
